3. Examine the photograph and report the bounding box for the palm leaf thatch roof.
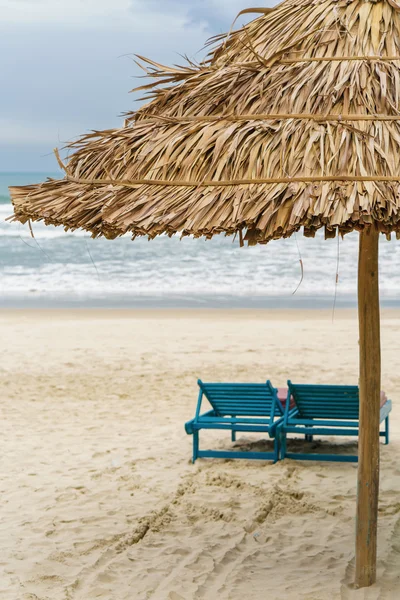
[9,0,400,244]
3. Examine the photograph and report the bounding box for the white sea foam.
[2,188,400,305]
[1,205,88,239]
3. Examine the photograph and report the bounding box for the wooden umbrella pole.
[355,227,381,588]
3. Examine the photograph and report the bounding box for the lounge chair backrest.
[288,382,359,419]
[199,380,281,417]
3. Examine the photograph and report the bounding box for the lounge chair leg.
[193,431,199,463]
[305,423,314,443]
[273,436,279,463]
[231,430,236,443]
[385,417,389,445]
[280,432,287,459]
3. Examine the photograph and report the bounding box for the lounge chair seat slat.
[192,424,272,433]
[207,408,275,413]
[198,416,273,424]
[287,418,359,427]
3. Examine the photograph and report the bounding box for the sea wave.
[1,203,89,239]
[2,174,400,306]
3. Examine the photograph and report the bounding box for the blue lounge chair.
[279,381,392,462]
[185,380,284,463]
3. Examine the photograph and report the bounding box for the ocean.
[1,172,400,308]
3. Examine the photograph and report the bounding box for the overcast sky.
[0,0,275,171]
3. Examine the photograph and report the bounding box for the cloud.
[0,0,189,31]
[0,6,209,170]
[0,118,80,145]
[186,0,272,31]
[0,0,272,30]
[0,0,277,170]
[1,0,126,25]
[133,1,273,32]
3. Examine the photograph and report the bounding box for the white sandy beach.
[1,308,400,600]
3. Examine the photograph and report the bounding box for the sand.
[1,308,400,600]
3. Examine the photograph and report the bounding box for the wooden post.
[355,227,381,588]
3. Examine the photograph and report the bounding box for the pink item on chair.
[277,387,295,411]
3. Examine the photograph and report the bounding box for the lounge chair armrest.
[185,410,216,434]
[270,408,298,436]
[284,407,299,423]
[185,419,195,435]
[269,415,284,436]
[380,399,392,421]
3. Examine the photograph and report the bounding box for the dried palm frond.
[9,0,400,243]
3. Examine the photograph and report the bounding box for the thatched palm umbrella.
[9,0,400,587]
